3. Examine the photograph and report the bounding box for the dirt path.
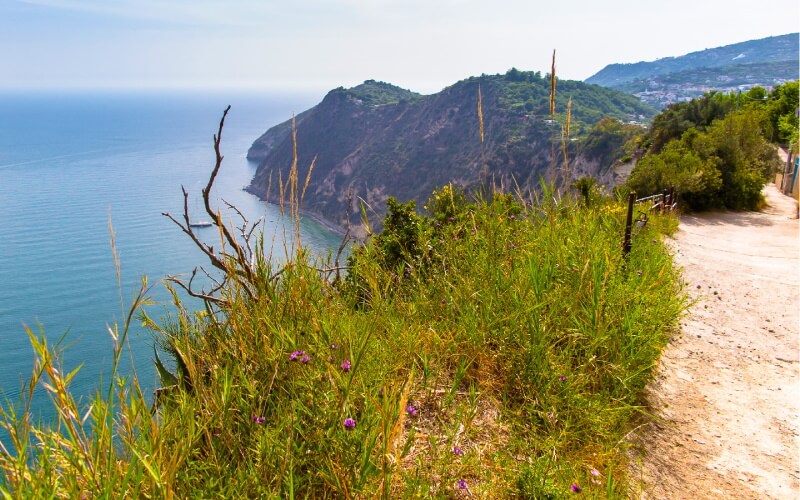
[632,184,800,499]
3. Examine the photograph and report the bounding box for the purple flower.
[343,418,356,430]
[441,298,447,304]
[590,468,601,477]
[330,343,339,349]
[289,350,305,361]
[571,483,582,493]
[406,404,418,417]
[252,415,266,425]
[448,217,455,222]
[340,359,351,372]
[636,269,643,276]
[457,479,468,490]
[509,214,516,220]
[452,446,463,456]
[559,375,567,382]
[301,354,312,364]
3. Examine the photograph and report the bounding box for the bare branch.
[164,273,226,306]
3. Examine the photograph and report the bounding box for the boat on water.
[189,221,214,228]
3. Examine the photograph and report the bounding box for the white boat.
[189,220,213,228]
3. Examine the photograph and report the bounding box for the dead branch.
[162,105,262,305]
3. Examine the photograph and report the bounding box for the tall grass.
[1,89,684,497]
[1,174,682,498]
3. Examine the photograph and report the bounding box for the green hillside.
[246,71,655,231]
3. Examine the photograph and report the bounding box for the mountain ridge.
[585,33,799,107]
[246,73,655,232]
[586,33,798,87]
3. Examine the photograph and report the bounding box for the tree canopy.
[627,81,796,211]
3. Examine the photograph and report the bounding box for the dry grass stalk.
[549,49,558,185]
[477,84,484,144]
[549,50,557,117]
[562,96,572,190]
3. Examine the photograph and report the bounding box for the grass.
[0,167,683,497]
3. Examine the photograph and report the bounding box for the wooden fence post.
[623,192,635,259]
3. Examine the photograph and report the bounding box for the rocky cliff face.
[247,75,654,231]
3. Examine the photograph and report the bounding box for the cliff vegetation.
[1,108,684,497]
[626,81,797,210]
[246,73,655,232]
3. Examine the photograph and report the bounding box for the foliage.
[374,197,423,270]
[0,186,684,498]
[645,91,737,153]
[2,105,684,497]
[571,176,600,207]
[495,69,656,134]
[628,139,723,210]
[629,105,779,210]
[337,79,422,107]
[424,183,469,225]
[765,80,799,146]
[578,117,643,168]
[628,82,797,211]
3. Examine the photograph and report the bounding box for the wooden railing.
[623,188,677,259]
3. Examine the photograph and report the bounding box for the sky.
[1,0,798,94]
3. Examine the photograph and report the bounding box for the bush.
[628,107,779,211]
[2,153,684,498]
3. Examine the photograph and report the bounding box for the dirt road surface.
[632,184,799,499]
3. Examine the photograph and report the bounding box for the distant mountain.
[586,34,799,107]
[246,73,655,232]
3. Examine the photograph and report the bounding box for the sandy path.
[632,184,800,499]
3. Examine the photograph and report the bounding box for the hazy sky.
[1,0,797,94]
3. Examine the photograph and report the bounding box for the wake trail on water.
[0,146,132,170]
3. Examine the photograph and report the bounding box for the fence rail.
[635,188,677,214]
[623,188,677,259]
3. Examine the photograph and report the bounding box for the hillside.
[586,34,799,107]
[246,73,655,231]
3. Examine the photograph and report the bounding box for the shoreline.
[242,185,353,238]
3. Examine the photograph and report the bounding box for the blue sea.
[0,90,340,423]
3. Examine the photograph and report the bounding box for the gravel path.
[632,184,799,499]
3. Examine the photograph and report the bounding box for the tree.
[701,109,778,209]
[628,107,778,211]
[627,139,722,211]
[765,80,799,145]
[579,117,642,168]
[646,91,735,152]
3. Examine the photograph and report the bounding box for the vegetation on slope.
[626,81,797,211]
[246,72,655,231]
[1,111,684,497]
[614,60,799,96]
[585,33,799,88]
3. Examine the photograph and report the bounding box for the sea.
[0,90,341,425]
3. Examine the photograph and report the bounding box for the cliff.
[246,74,655,231]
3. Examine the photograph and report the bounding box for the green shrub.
[628,107,779,211]
[2,183,684,498]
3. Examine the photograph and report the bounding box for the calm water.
[0,90,340,420]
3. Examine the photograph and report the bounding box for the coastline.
[242,185,354,239]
